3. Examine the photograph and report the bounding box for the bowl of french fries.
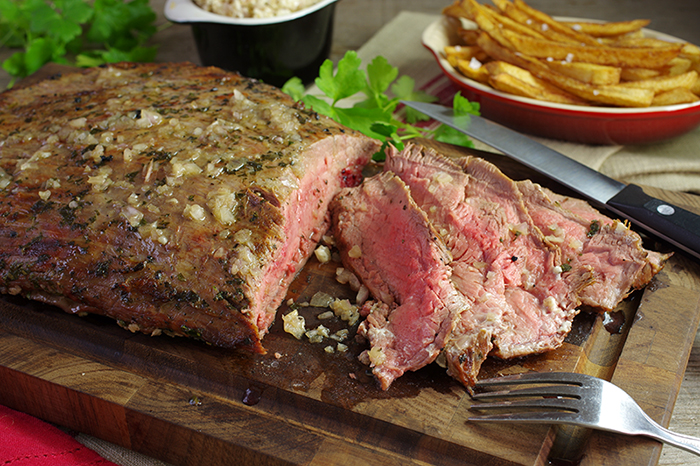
[425,0,700,145]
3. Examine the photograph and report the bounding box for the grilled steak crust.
[0,62,379,351]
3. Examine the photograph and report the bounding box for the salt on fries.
[442,0,700,107]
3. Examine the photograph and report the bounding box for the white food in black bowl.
[165,0,338,87]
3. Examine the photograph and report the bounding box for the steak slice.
[516,180,671,310]
[329,172,469,390]
[0,62,380,351]
[327,143,667,390]
[385,144,585,387]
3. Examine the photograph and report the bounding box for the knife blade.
[402,100,700,261]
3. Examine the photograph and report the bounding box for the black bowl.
[165,0,337,88]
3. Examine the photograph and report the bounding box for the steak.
[0,62,380,351]
[329,172,469,390]
[385,144,586,386]
[515,181,670,310]
[330,143,667,389]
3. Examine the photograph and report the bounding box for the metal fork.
[469,371,700,456]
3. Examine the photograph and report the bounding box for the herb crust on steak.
[0,62,380,351]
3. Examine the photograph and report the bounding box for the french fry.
[455,58,491,84]
[666,57,693,76]
[692,77,700,96]
[681,43,700,57]
[489,73,587,104]
[477,33,654,107]
[543,60,621,85]
[621,58,690,81]
[618,70,698,93]
[597,30,646,45]
[484,60,537,82]
[562,19,650,38]
[502,29,683,68]
[526,59,655,107]
[457,28,481,45]
[495,0,530,23]
[619,57,692,81]
[476,31,522,63]
[680,43,700,75]
[511,0,601,46]
[614,36,683,49]
[485,61,588,104]
[442,1,475,21]
[476,30,527,66]
[479,2,547,40]
[612,37,698,77]
[444,45,489,68]
[681,43,700,63]
[495,0,582,45]
[490,0,512,12]
[621,68,662,81]
[652,87,700,106]
[471,4,516,50]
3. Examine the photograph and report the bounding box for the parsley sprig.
[283,51,480,160]
[0,0,160,87]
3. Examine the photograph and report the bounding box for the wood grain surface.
[4,1,700,460]
[2,122,700,465]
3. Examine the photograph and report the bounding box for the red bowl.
[423,17,700,145]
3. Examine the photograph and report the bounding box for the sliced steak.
[0,62,380,351]
[329,172,469,390]
[385,144,584,386]
[329,143,667,390]
[517,181,670,310]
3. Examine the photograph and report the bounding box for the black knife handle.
[607,184,700,260]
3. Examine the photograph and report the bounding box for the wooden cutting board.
[2,66,700,465]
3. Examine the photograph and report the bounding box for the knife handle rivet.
[657,204,675,216]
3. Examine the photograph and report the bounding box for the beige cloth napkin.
[602,127,700,192]
[355,12,700,194]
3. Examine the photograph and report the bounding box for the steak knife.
[402,100,700,261]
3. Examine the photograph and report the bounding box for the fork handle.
[643,424,700,457]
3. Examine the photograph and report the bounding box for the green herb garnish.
[0,0,160,87]
[587,220,601,238]
[282,51,480,161]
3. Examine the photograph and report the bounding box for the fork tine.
[470,397,578,412]
[469,411,581,424]
[471,384,582,400]
[475,371,589,387]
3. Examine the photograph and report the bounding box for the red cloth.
[0,405,118,466]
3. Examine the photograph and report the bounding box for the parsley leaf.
[283,51,479,161]
[364,55,398,110]
[431,93,480,148]
[391,75,435,124]
[1,0,159,87]
[315,51,366,104]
